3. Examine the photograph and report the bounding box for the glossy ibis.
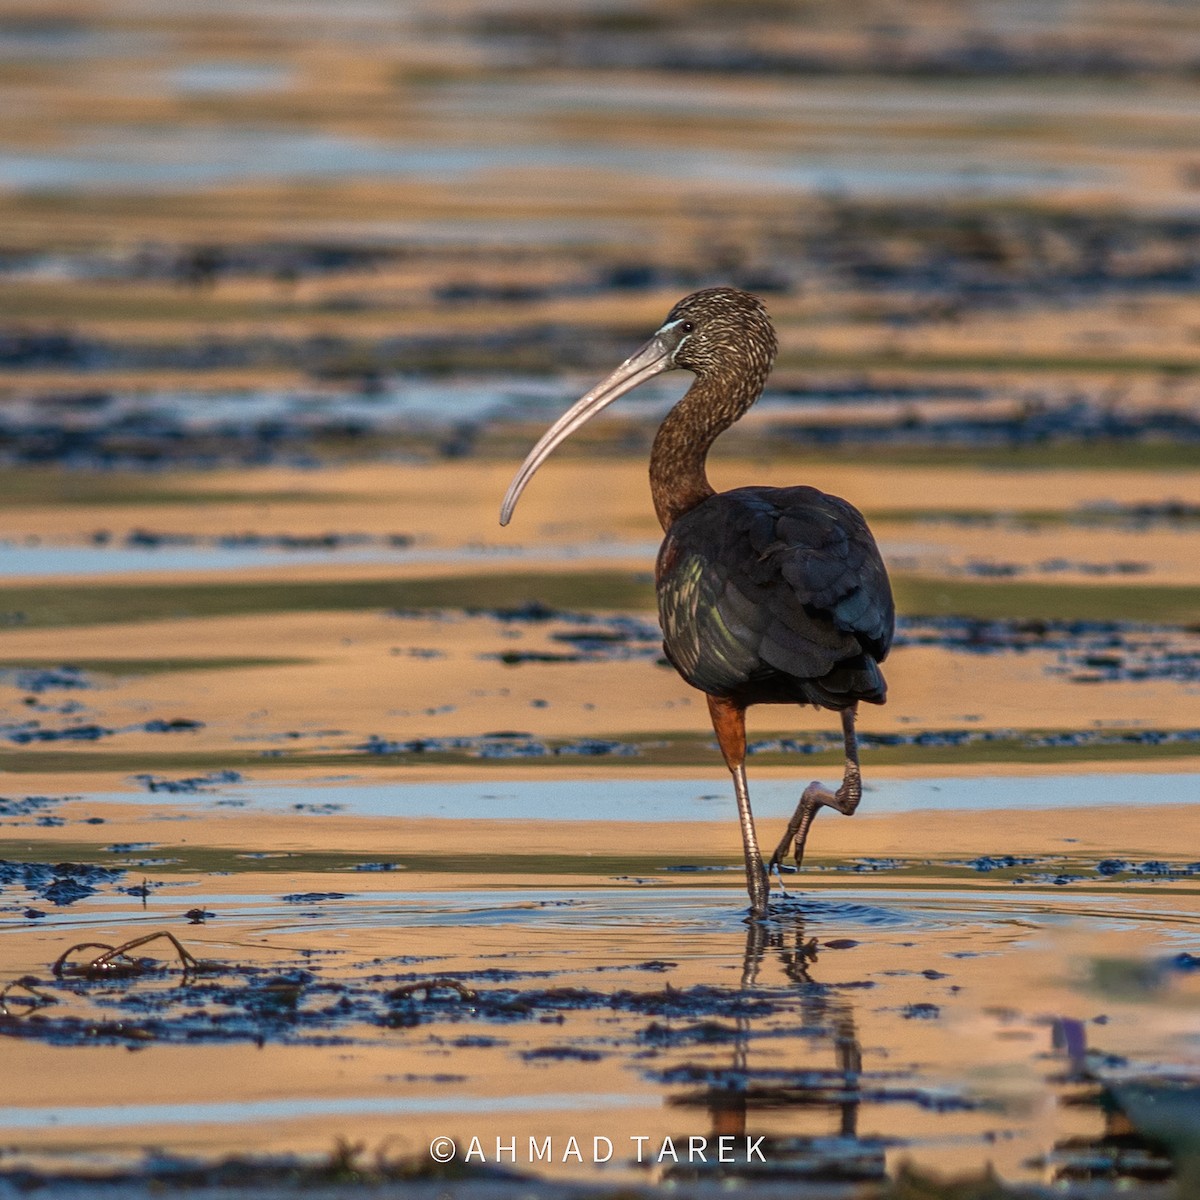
[500,288,894,918]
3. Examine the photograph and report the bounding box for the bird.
[499,287,894,919]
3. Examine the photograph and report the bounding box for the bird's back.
[655,485,894,710]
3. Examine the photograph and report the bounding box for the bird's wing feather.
[657,541,763,693]
[657,486,894,697]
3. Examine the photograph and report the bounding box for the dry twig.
[52,931,201,980]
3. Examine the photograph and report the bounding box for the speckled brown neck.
[649,368,763,530]
[649,391,717,531]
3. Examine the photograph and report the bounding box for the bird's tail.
[804,654,887,708]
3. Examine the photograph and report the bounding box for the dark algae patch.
[466,610,1200,686]
[0,716,203,744]
[0,841,1195,893]
[1,950,776,1050]
[132,770,243,793]
[0,929,945,1103]
[351,726,1200,769]
[0,859,125,906]
[872,502,1200,529]
[0,656,312,678]
[4,727,1200,775]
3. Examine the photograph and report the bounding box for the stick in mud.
[51,931,202,981]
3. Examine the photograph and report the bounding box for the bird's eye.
[680,320,695,334]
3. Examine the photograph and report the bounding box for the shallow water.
[165,62,293,96]
[2,769,1197,1191]
[0,128,1100,197]
[78,771,1200,819]
[1,872,1196,1189]
[0,538,661,578]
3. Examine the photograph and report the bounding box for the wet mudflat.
[0,772,1198,1198]
[2,0,1200,1196]
[0,794,1198,1197]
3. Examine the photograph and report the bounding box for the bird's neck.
[649,371,757,531]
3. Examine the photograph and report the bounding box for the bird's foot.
[770,780,838,875]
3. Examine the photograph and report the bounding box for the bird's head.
[659,286,777,381]
[500,286,776,525]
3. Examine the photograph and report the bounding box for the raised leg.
[707,695,770,919]
[769,705,862,875]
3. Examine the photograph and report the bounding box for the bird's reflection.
[660,918,1192,1188]
[1039,1017,1186,1188]
[664,913,884,1184]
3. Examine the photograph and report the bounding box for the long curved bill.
[499,332,675,525]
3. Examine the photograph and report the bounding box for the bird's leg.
[770,705,862,874]
[707,695,770,919]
